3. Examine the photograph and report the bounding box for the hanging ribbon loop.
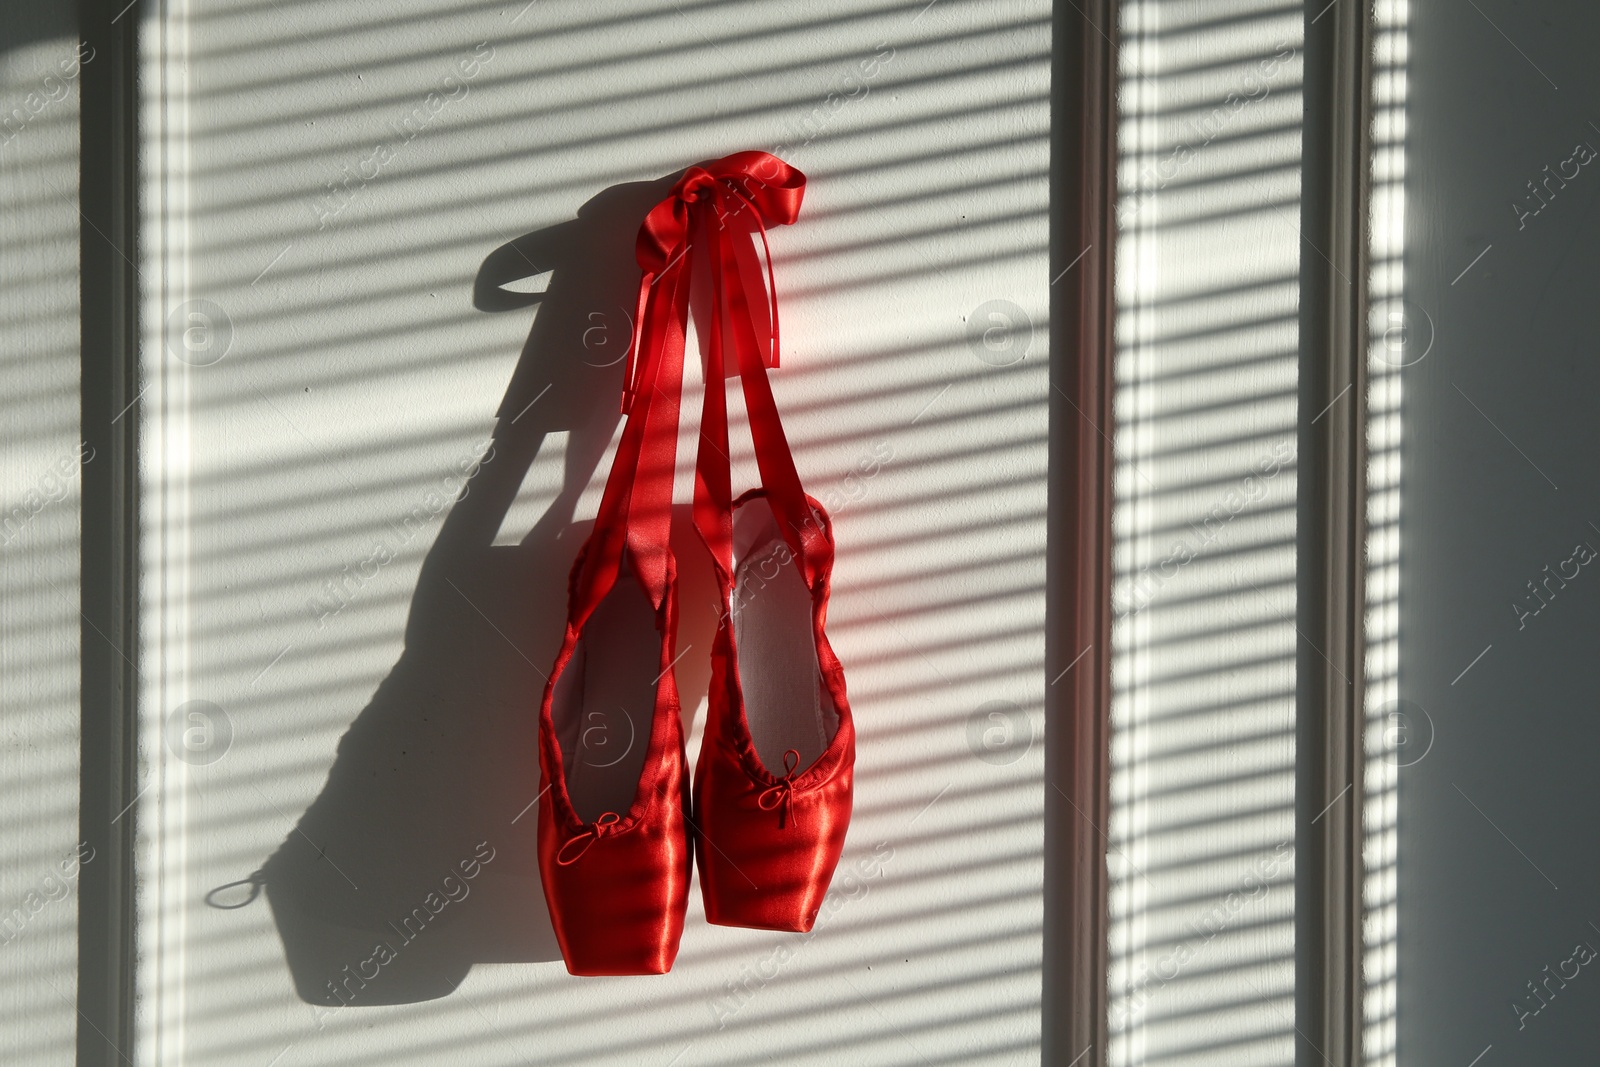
[569,152,812,625]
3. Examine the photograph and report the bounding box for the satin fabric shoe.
[693,489,855,931]
[672,151,855,931]
[534,199,694,973]
[536,549,692,975]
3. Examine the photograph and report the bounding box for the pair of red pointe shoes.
[534,152,855,976]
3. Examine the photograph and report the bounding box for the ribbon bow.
[555,811,622,866]
[622,150,805,415]
[757,749,803,829]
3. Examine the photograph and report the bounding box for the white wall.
[0,12,84,1067]
[136,1,1049,1064]
[1112,2,1303,1064]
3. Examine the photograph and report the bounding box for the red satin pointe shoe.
[693,489,855,932]
[535,161,698,972]
[536,552,691,975]
[535,148,824,969]
[660,150,853,931]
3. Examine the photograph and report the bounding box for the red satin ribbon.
[624,151,803,415]
[570,151,828,625]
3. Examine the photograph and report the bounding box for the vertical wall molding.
[76,0,141,1064]
[1295,0,1373,1064]
[1043,0,1118,1064]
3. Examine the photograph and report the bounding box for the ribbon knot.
[675,168,716,204]
[622,151,805,416]
[757,749,803,829]
[555,811,622,866]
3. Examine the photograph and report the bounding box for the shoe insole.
[555,573,660,823]
[732,512,834,774]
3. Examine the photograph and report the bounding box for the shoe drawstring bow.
[757,749,803,829]
[556,811,623,865]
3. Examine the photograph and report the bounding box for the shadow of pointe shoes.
[213,174,727,1005]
